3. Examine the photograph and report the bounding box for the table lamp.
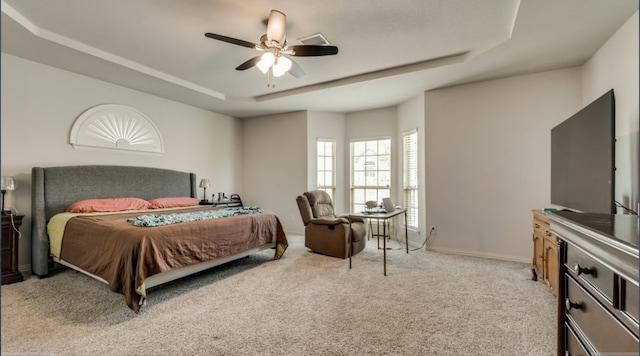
[199,178,211,202]
[1,176,17,215]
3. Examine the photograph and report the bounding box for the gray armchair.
[296,190,367,259]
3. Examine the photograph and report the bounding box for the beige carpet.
[1,235,556,355]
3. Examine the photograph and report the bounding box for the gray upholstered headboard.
[31,165,197,277]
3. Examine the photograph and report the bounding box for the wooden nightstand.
[2,214,24,285]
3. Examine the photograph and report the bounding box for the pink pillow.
[66,197,151,213]
[148,197,199,209]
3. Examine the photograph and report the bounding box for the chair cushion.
[304,190,330,205]
[304,191,336,219]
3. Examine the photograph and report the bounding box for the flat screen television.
[551,89,615,214]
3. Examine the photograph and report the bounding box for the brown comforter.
[58,206,288,312]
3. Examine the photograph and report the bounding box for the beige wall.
[425,68,583,261]
[241,111,308,234]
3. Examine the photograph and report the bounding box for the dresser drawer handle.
[573,263,596,277]
[565,298,583,311]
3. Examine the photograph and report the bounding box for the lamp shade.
[199,179,211,189]
[1,176,16,191]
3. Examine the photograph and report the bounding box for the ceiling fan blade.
[266,10,286,45]
[205,33,259,50]
[287,58,305,78]
[235,56,262,71]
[288,45,339,56]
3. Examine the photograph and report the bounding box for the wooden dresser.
[531,210,560,297]
[548,211,639,355]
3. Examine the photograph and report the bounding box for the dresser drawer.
[624,281,639,324]
[565,322,590,356]
[565,276,639,353]
[566,243,614,303]
[620,278,639,333]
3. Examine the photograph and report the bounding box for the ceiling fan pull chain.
[268,67,275,88]
[266,68,270,87]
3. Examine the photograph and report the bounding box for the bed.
[31,165,288,312]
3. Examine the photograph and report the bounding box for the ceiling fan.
[205,10,338,81]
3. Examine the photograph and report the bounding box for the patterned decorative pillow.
[148,197,199,209]
[66,197,151,213]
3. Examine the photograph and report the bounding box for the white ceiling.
[1,0,638,118]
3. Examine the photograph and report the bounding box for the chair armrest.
[309,217,349,226]
[337,214,365,224]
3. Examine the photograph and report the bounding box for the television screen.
[551,89,615,214]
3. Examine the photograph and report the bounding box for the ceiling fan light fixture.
[272,67,286,77]
[257,52,275,74]
[272,56,292,77]
[204,9,338,83]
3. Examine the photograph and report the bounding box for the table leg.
[377,218,381,249]
[383,218,387,276]
[405,211,409,254]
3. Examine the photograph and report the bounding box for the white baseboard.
[19,264,32,276]
[229,232,530,265]
[426,246,530,264]
[285,229,304,236]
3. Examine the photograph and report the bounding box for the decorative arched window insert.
[70,104,164,154]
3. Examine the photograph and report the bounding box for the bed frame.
[31,165,275,289]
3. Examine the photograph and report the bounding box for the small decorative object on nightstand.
[2,214,24,285]
[199,178,211,202]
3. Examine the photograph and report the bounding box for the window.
[403,130,418,229]
[317,139,336,201]
[350,138,391,212]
